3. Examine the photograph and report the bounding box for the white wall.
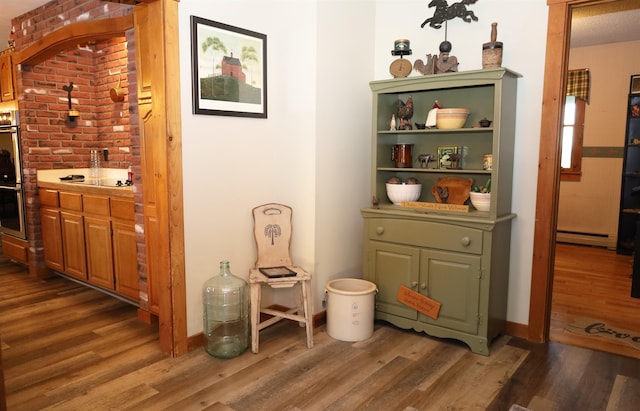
[179,0,374,336]
[315,2,375,288]
[179,0,548,336]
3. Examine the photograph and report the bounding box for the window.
[561,68,590,182]
[560,95,585,181]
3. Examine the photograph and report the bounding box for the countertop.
[37,168,134,198]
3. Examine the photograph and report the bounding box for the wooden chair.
[249,203,314,353]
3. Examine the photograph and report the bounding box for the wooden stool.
[248,203,314,353]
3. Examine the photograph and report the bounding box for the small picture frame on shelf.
[631,74,640,95]
[438,146,462,169]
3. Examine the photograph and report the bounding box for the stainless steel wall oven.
[0,111,26,239]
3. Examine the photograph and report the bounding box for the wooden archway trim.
[529,0,619,342]
[133,0,187,357]
[14,15,134,66]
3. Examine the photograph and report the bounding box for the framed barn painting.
[190,16,267,118]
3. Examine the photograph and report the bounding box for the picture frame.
[631,74,640,95]
[190,16,267,118]
[437,146,461,169]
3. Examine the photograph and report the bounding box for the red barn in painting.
[221,53,246,83]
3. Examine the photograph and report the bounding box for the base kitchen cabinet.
[362,69,519,355]
[46,190,87,281]
[60,210,87,280]
[39,196,87,280]
[84,194,114,290]
[85,215,115,290]
[0,235,30,265]
[111,199,139,301]
[40,207,64,272]
[39,187,138,302]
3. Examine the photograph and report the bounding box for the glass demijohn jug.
[202,261,249,358]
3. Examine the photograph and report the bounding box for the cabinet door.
[40,208,64,272]
[368,241,419,320]
[0,53,15,102]
[84,216,114,290]
[60,211,87,280]
[112,220,139,301]
[420,249,481,334]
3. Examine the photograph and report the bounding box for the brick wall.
[12,0,135,170]
[19,37,132,171]
[11,0,147,309]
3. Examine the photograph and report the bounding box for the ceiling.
[570,0,640,48]
[1,1,640,51]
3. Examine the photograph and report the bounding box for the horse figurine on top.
[421,0,479,29]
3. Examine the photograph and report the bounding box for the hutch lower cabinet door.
[362,211,513,355]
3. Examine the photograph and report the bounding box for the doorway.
[530,0,640,350]
[553,1,640,356]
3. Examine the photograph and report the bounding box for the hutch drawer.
[366,218,483,255]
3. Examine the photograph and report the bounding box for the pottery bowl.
[436,108,469,129]
[386,183,422,205]
[469,191,491,212]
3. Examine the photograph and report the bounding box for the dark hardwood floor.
[1,249,639,410]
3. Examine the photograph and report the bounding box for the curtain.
[566,69,590,103]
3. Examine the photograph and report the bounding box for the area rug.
[565,318,640,351]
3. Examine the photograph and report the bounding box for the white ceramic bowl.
[436,108,470,129]
[469,192,491,212]
[386,183,422,205]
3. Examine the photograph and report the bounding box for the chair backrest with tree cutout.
[252,203,294,268]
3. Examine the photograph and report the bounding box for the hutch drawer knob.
[375,226,385,235]
[460,236,471,246]
[420,283,427,290]
[411,281,418,288]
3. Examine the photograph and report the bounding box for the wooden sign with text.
[397,285,441,319]
[400,201,469,213]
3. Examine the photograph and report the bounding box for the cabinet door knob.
[376,226,385,235]
[421,283,427,290]
[411,281,418,288]
[461,236,471,246]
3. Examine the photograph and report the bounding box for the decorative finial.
[7,28,15,48]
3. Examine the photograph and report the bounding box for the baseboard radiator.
[556,230,616,250]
